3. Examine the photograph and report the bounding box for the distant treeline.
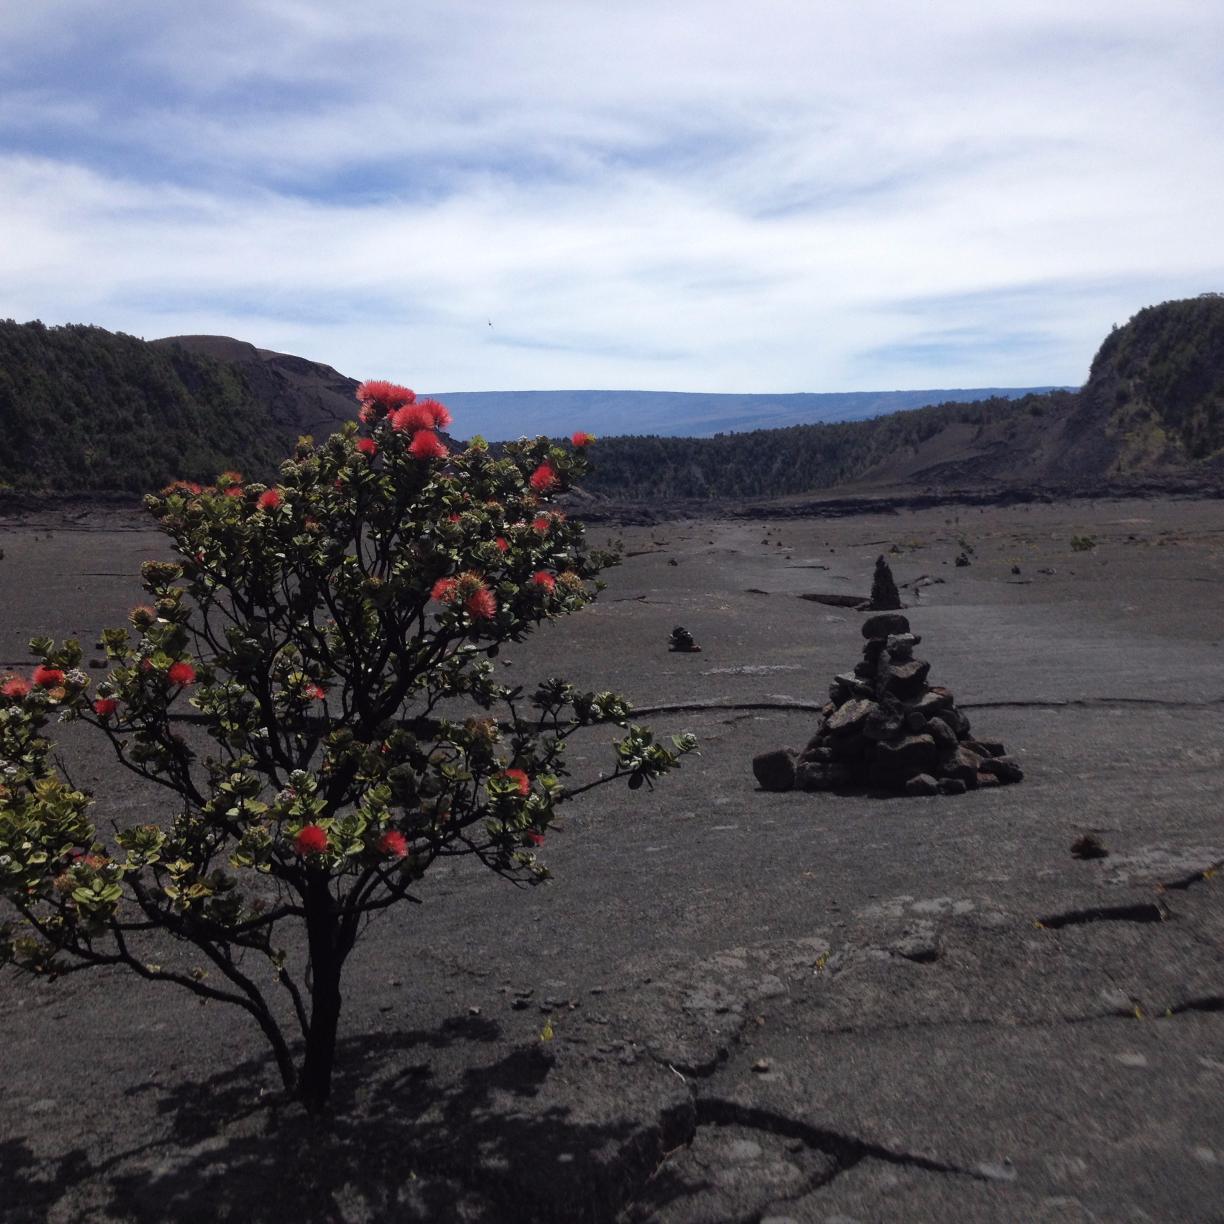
[579,392,1068,500]
[0,321,286,492]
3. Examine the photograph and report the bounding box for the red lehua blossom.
[93,697,118,717]
[502,768,530,796]
[527,831,545,846]
[409,429,448,460]
[431,576,459,603]
[447,513,463,524]
[356,380,415,409]
[416,398,453,429]
[357,403,378,425]
[571,431,595,447]
[531,571,556,592]
[529,463,558,492]
[465,586,497,620]
[389,403,420,432]
[219,470,242,487]
[532,515,551,534]
[224,485,245,498]
[1,674,31,699]
[294,824,329,856]
[355,437,378,457]
[377,830,409,859]
[388,401,446,433]
[32,665,65,688]
[494,536,510,553]
[167,661,197,686]
[161,479,204,496]
[304,683,327,700]
[257,488,282,511]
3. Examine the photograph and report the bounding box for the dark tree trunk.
[299,876,344,1113]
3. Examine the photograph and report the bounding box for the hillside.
[0,322,290,493]
[580,296,1224,501]
[149,335,359,442]
[1086,295,1224,470]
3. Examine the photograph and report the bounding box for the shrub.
[0,383,695,1112]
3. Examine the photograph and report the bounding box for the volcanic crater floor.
[2,495,1224,1222]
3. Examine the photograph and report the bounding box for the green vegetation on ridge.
[578,393,1068,500]
[0,321,287,492]
[1091,295,1224,468]
[4,296,1224,498]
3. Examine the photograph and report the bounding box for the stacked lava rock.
[754,612,1023,797]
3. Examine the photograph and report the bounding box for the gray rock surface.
[2,500,1224,1223]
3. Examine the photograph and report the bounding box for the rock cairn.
[753,612,1023,797]
[669,626,702,653]
[867,555,902,610]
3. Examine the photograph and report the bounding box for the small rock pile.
[753,612,1023,797]
[669,626,702,653]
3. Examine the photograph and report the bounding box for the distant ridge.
[3,298,1222,499]
[430,387,1070,441]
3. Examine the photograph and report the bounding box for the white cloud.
[1,1,1222,393]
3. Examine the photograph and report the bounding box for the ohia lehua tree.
[0,382,695,1111]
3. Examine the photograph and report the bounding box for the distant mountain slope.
[430,386,1068,441]
[0,322,289,492]
[150,335,359,442]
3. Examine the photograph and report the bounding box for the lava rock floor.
[1,496,1223,1222]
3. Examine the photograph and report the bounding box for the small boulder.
[979,755,1024,784]
[826,698,876,735]
[874,734,937,772]
[863,704,905,741]
[668,626,701,652]
[796,761,852,791]
[799,744,833,765]
[940,745,983,784]
[927,718,958,751]
[880,658,931,698]
[915,687,954,714]
[829,672,872,703]
[904,773,940,796]
[886,632,921,661]
[968,739,1007,758]
[752,749,796,792]
[937,777,967,796]
[828,732,871,762]
[861,612,910,640]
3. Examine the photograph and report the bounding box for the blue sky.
[2,0,1222,394]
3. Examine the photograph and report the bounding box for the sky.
[2,0,1222,395]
